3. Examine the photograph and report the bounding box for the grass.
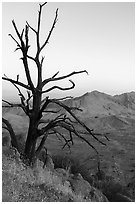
[2,149,92,202]
[3,144,134,202]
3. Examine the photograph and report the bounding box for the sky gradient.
[2,2,135,102]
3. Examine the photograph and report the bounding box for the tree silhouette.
[2,2,108,166]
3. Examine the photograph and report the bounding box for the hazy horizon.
[2,2,135,102]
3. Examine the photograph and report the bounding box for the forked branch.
[42,70,88,87]
[39,8,58,53]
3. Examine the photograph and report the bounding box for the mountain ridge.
[64,90,135,118]
[2,90,135,132]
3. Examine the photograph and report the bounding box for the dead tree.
[2,2,108,166]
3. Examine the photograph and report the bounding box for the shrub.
[52,153,94,184]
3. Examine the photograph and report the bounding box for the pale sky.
[2,2,135,102]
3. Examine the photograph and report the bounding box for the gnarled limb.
[42,70,88,87]
[2,118,19,152]
[42,79,75,93]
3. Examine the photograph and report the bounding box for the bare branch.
[39,8,58,53]
[55,96,73,100]
[8,34,21,48]
[21,28,24,39]
[37,112,98,154]
[38,113,66,136]
[27,55,36,61]
[39,96,50,116]
[40,2,47,7]
[21,57,35,90]
[2,76,31,90]
[12,20,26,50]
[9,77,25,102]
[50,128,72,150]
[2,118,19,151]
[41,56,45,66]
[35,2,48,53]
[2,99,20,107]
[25,91,33,113]
[42,70,88,87]
[25,25,29,51]
[3,74,32,116]
[56,121,98,154]
[26,21,37,34]
[52,71,59,78]
[10,20,35,90]
[42,79,75,93]
[12,20,22,40]
[37,6,42,50]
[77,130,110,141]
[48,99,106,146]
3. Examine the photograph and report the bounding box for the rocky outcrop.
[67,173,108,201]
[45,155,55,170]
[55,168,70,182]
[68,173,91,197]
[91,187,108,202]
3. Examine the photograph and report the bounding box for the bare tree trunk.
[24,92,42,164]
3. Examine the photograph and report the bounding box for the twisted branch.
[42,79,75,93]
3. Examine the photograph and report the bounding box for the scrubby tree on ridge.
[2,2,108,166]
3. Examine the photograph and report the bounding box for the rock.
[111,193,133,202]
[91,187,108,202]
[34,159,44,169]
[44,155,54,170]
[55,168,72,183]
[69,173,91,197]
[56,168,69,177]
[64,180,72,189]
[2,133,11,147]
[2,146,21,162]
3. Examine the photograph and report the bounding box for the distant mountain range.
[58,91,135,131]
[3,91,135,131]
